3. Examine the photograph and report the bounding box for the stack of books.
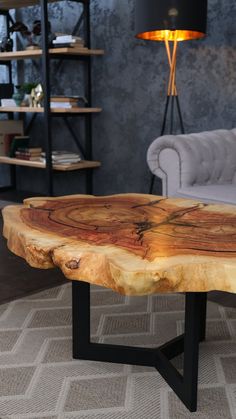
[52,35,86,49]
[50,97,79,109]
[15,147,42,161]
[41,151,81,165]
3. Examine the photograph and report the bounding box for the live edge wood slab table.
[3,193,236,412]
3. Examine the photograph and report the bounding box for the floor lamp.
[135,0,208,193]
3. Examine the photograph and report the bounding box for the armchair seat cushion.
[176,184,236,205]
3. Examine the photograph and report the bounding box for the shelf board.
[0,48,104,60]
[0,156,101,171]
[0,106,102,114]
[0,0,65,10]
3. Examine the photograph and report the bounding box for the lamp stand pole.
[149,40,185,194]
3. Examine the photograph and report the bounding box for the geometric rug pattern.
[0,283,235,418]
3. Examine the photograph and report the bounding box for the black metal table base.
[72,280,207,412]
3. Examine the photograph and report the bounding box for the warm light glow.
[136,29,205,42]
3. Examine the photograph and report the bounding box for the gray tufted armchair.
[147,128,236,204]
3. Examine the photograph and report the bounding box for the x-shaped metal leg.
[72,280,207,412]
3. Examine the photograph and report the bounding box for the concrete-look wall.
[1,0,236,195]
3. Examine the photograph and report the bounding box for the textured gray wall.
[1,0,236,195]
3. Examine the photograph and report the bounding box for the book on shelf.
[51,96,79,103]
[41,150,81,165]
[52,35,85,49]
[53,35,84,43]
[50,102,77,109]
[52,43,88,50]
[9,136,30,157]
[14,146,42,161]
[17,147,42,154]
[1,133,20,156]
[26,45,40,50]
[50,96,80,108]
[50,96,87,108]
[14,152,41,161]
[0,120,23,156]
[1,99,17,107]
[40,158,82,165]
[41,150,81,158]
[54,35,83,42]
[53,40,84,45]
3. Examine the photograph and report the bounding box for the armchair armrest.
[147,135,182,196]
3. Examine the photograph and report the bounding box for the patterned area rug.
[0,283,236,419]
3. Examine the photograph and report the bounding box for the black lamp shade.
[135,0,208,41]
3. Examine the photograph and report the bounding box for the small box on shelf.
[0,120,23,156]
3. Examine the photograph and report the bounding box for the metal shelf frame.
[0,0,99,197]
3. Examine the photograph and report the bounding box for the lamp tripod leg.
[150,40,185,194]
[161,95,170,136]
[175,95,185,134]
[170,95,175,134]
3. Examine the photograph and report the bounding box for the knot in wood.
[65,259,80,270]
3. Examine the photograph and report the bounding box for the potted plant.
[22,82,38,94]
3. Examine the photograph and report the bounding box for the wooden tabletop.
[2,194,236,295]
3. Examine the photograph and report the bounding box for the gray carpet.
[0,283,235,418]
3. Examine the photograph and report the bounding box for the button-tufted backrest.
[147,129,236,193]
[179,129,236,186]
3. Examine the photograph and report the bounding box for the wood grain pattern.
[3,194,236,295]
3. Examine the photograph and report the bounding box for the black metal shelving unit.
[0,0,103,199]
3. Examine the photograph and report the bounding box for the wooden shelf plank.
[0,48,104,60]
[0,0,62,10]
[53,160,101,171]
[0,106,102,114]
[0,156,101,171]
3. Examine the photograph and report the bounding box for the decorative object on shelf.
[0,36,13,52]
[12,85,24,106]
[30,83,44,107]
[22,82,38,94]
[9,20,55,50]
[21,82,38,106]
[135,0,208,193]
